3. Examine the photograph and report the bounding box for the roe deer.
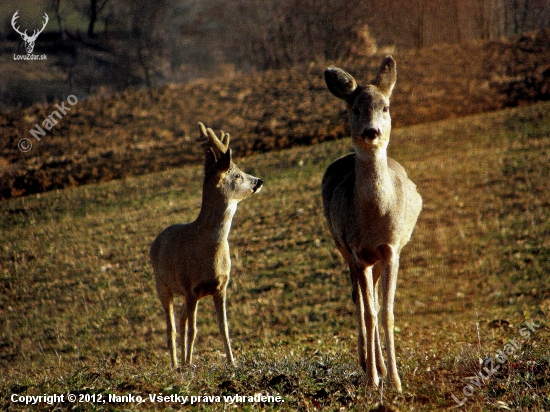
[322,56,422,392]
[150,122,263,368]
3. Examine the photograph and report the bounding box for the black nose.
[361,128,381,140]
[255,179,263,190]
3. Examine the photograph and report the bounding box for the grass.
[1,102,550,410]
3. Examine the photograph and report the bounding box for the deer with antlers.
[150,122,263,368]
[11,11,49,54]
[322,57,422,392]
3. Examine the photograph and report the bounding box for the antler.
[11,11,48,40]
[196,122,230,156]
[11,11,26,38]
[28,13,49,41]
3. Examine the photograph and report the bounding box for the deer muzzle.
[253,178,263,193]
[361,127,382,141]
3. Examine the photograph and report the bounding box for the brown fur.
[150,123,263,368]
[322,57,422,392]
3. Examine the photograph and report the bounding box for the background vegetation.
[1,0,550,110]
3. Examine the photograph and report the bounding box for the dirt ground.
[1,29,549,200]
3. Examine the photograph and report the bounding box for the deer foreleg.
[380,246,402,392]
[156,279,177,368]
[182,295,198,365]
[357,264,379,388]
[165,300,177,368]
[213,289,235,365]
[373,263,387,377]
[351,271,367,373]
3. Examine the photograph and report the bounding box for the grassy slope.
[1,102,549,411]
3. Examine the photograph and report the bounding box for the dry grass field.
[1,100,549,410]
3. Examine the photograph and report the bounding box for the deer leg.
[344,251,368,374]
[155,279,178,368]
[373,263,387,377]
[182,295,198,365]
[165,300,178,369]
[357,264,379,388]
[350,268,367,373]
[180,299,188,365]
[380,246,402,392]
[213,289,235,365]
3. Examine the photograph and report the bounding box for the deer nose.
[254,178,263,191]
[361,127,381,140]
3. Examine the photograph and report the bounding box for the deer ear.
[324,67,358,101]
[216,148,232,173]
[371,56,396,97]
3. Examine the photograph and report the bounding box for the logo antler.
[12,10,49,54]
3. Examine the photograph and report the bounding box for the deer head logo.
[11,11,49,54]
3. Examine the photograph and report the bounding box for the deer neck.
[354,145,394,214]
[196,189,238,243]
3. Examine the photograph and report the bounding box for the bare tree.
[87,0,110,38]
[127,0,169,87]
[506,0,550,34]
[451,0,463,44]
[51,0,66,37]
[212,0,372,70]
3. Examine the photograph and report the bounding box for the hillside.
[1,101,549,410]
[1,29,550,200]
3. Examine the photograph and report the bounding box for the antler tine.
[214,129,230,152]
[195,121,216,148]
[195,122,229,155]
[196,121,208,143]
[11,11,25,37]
[207,128,229,154]
[221,132,230,149]
[28,13,49,40]
[39,13,49,32]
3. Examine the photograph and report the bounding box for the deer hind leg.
[213,289,235,365]
[356,263,380,388]
[182,294,198,365]
[373,262,387,378]
[380,245,402,392]
[155,279,178,368]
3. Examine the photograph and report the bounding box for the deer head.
[12,11,49,54]
[325,56,397,153]
[196,122,263,201]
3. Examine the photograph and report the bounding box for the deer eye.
[352,107,360,116]
[383,106,389,113]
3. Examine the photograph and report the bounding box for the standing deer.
[322,56,422,392]
[150,122,263,368]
